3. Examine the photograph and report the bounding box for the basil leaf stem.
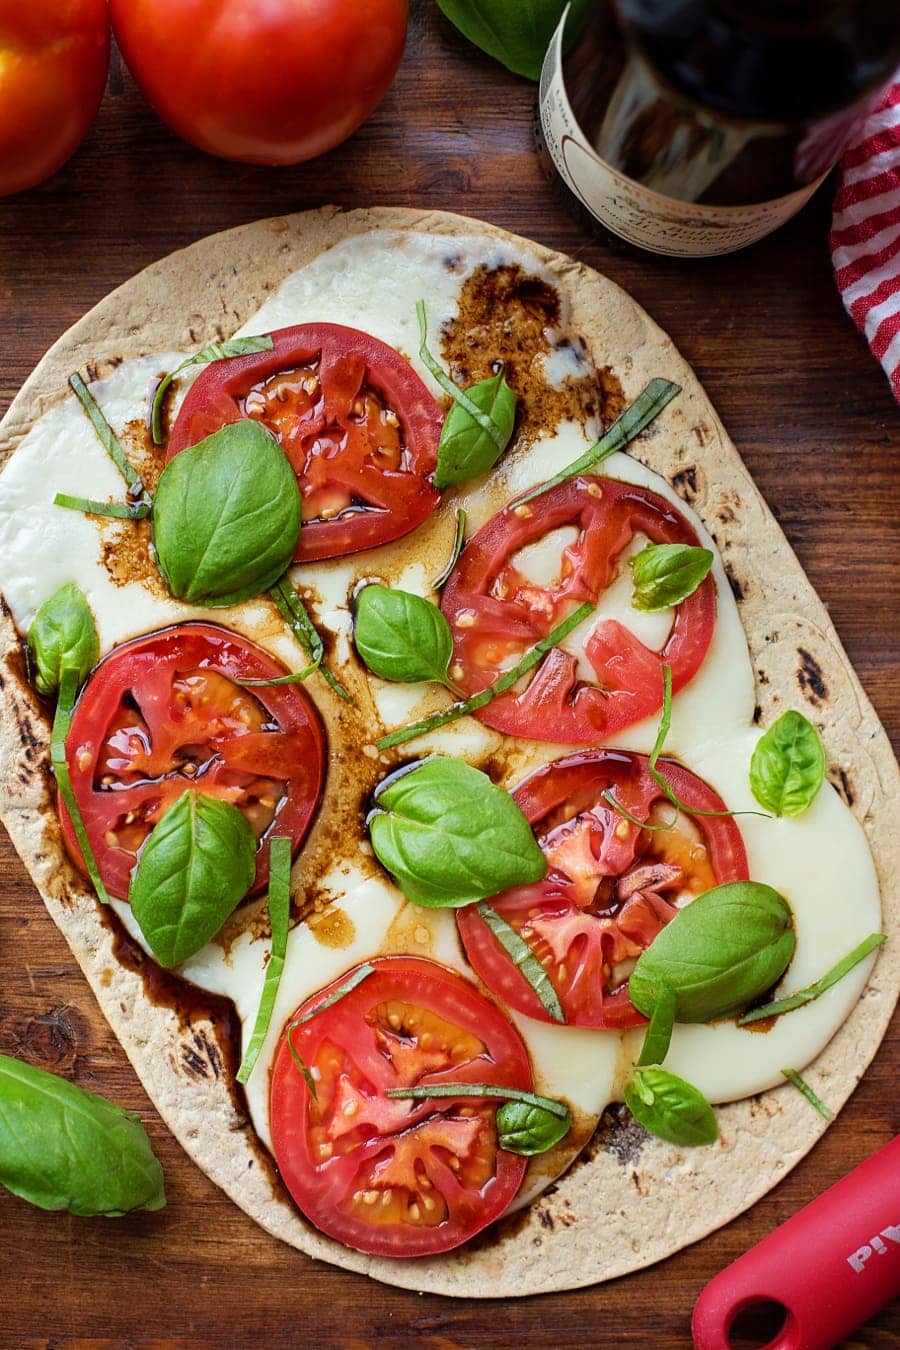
[624,1067,718,1147]
[53,493,151,521]
[270,576,352,702]
[369,757,546,909]
[236,837,292,1085]
[287,963,376,1032]
[739,933,886,1026]
[69,373,148,503]
[780,1068,832,1120]
[128,791,257,968]
[432,508,467,590]
[601,788,678,832]
[150,336,275,444]
[375,600,593,751]
[385,1083,570,1119]
[630,542,713,612]
[416,300,507,452]
[514,378,681,508]
[636,983,676,1067]
[475,901,565,1023]
[0,1053,165,1216]
[749,710,826,817]
[641,665,769,821]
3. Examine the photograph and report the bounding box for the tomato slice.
[60,623,326,900]
[269,956,531,1257]
[440,476,716,743]
[167,324,443,562]
[457,751,749,1028]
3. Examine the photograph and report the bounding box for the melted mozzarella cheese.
[0,230,883,1212]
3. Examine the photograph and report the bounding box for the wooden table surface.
[0,5,897,1346]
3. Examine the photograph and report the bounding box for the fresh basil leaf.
[432,508,467,589]
[151,336,275,444]
[0,1053,165,1216]
[436,0,592,81]
[624,1067,718,1147]
[475,900,565,1023]
[153,421,301,607]
[749,710,826,817]
[368,756,546,908]
[435,371,517,489]
[780,1068,832,1121]
[496,1100,572,1155]
[129,790,256,968]
[355,585,457,688]
[629,881,796,1024]
[739,933,886,1025]
[236,837,292,1085]
[27,583,99,698]
[630,542,713,613]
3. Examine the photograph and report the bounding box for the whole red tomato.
[109,0,408,165]
[0,3,110,197]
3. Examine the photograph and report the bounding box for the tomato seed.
[409,1203,421,1221]
[362,1190,378,1205]
[77,750,92,771]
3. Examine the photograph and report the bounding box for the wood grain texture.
[0,2,896,1345]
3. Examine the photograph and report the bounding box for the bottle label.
[539,10,827,258]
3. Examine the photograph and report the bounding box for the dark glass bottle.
[538,1,900,256]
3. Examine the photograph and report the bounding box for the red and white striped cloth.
[831,76,900,403]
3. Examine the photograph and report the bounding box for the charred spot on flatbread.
[671,464,699,505]
[797,647,828,705]
[829,766,856,808]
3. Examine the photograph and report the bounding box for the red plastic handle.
[692,1135,900,1350]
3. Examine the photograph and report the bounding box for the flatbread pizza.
[0,206,896,1296]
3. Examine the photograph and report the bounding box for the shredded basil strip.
[514,378,681,507]
[475,901,565,1023]
[645,665,768,820]
[50,670,110,906]
[781,1068,832,1120]
[236,838,292,1085]
[740,933,886,1026]
[385,1083,569,1119]
[53,493,151,520]
[237,662,319,688]
[637,983,676,1067]
[376,600,593,751]
[150,335,275,444]
[286,1035,318,1101]
[288,964,377,1034]
[69,373,148,502]
[416,301,506,451]
[270,576,352,703]
[432,508,467,590]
